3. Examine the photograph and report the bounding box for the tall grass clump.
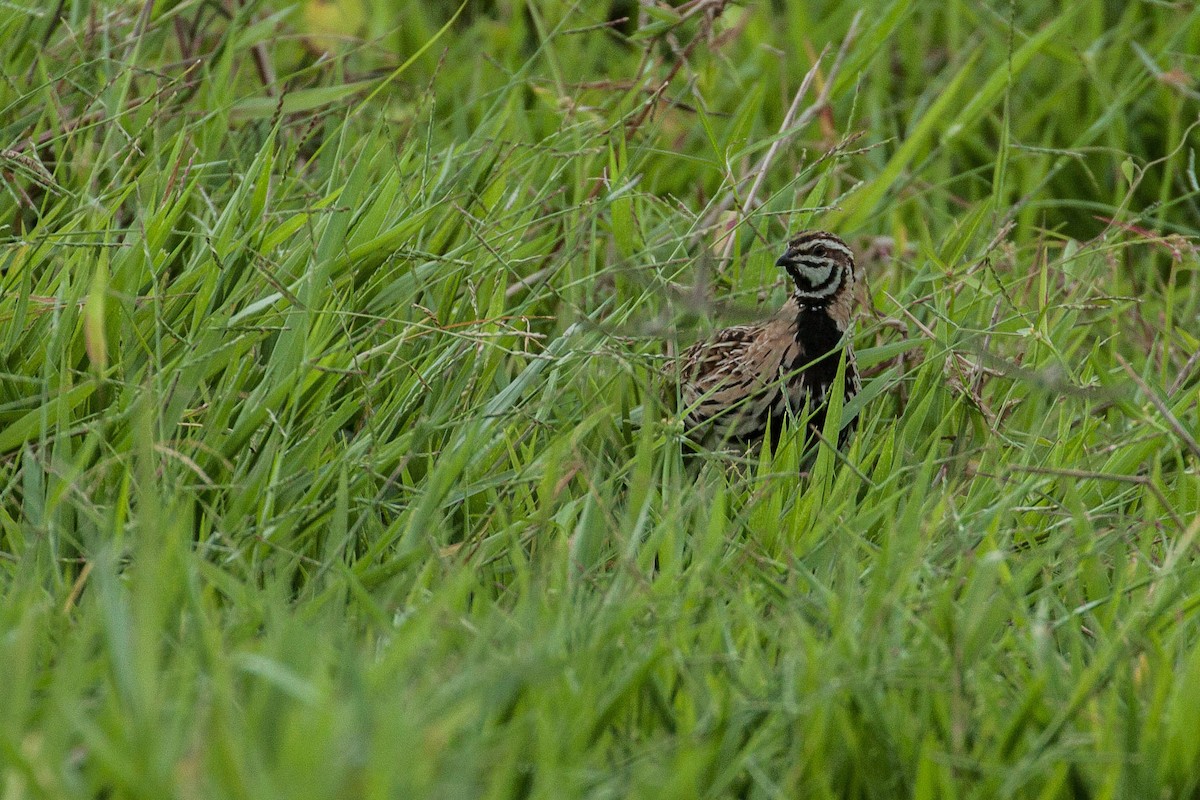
[1,0,1199,797]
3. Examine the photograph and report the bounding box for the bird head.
[775,231,856,303]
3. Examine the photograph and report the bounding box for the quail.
[675,230,860,450]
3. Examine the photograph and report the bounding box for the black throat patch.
[792,304,843,364]
[787,303,855,448]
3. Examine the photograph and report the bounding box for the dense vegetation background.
[2,0,1199,796]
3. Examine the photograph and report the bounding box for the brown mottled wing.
[676,318,803,442]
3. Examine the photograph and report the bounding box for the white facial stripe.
[792,237,852,255]
[797,252,854,282]
[797,263,833,283]
[816,238,853,257]
[797,271,843,299]
[795,256,842,268]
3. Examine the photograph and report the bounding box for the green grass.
[2,0,1200,796]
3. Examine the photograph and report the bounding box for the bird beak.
[775,254,791,268]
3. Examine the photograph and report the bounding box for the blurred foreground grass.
[2,1,1200,796]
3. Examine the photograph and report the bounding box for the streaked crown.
[775,230,856,302]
